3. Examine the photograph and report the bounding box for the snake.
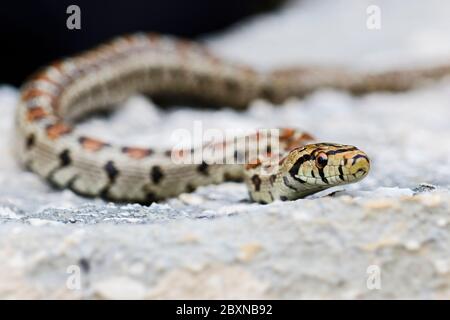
[15,33,450,204]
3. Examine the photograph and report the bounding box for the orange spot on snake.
[280,128,296,140]
[289,133,315,148]
[46,123,72,140]
[22,89,54,101]
[26,107,48,122]
[245,158,262,170]
[80,137,108,152]
[123,147,153,159]
[300,132,315,141]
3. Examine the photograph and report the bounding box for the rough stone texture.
[0,0,450,299]
[0,191,449,299]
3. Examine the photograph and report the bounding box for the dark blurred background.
[0,0,286,86]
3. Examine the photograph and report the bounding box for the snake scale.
[15,33,450,204]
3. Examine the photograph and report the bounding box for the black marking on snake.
[99,188,111,201]
[309,148,321,157]
[311,170,315,178]
[185,183,196,193]
[45,172,60,189]
[45,149,73,186]
[325,147,357,156]
[65,174,79,190]
[145,192,158,204]
[280,196,288,201]
[67,174,102,199]
[260,86,277,102]
[223,172,243,182]
[268,191,274,202]
[283,176,297,191]
[104,161,119,182]
[297,176,307,183]
[251,174,262,192]
[318,168,329,184]
[98,161,119,201]
[151,166,164,184]
[59,149,71,167]
[351,154,369,165]
[288,154,310,183]
[269,174,277,186]
[45,172,59,189]
[26,134,35,149]
[317,143,341,147]
[338,166,345,181]
[197,161,209,176]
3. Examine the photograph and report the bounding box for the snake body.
[16,33,448,203]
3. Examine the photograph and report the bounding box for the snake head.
[279,142,370,199]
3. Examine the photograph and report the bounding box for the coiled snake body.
[16,33,449,203]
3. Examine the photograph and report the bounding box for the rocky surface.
[0,0,449,299]
[1,189,449,299]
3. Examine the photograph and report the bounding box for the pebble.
[412,183,437,194]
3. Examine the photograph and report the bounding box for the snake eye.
[315,152,328,169]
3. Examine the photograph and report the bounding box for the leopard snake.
[15,33,450,204]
